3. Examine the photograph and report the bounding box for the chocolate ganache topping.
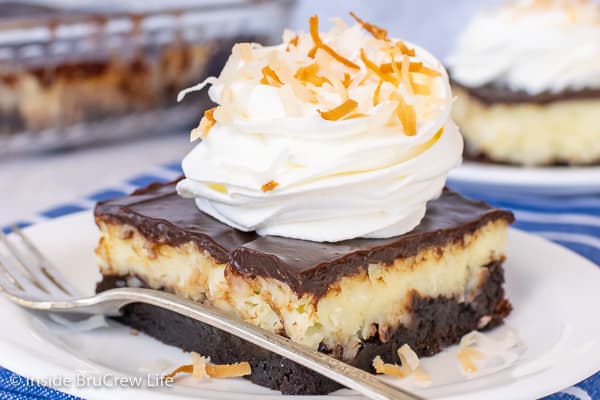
[95,180,514,298]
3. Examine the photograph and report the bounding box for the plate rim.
[0,211,598,400]
[448,161,600,194]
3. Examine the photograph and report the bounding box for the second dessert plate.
[448,162,600,195]
[0,212,599,400]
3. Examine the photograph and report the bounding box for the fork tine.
[0,230,63,296]
[0,263,21,290]
[9,225,80,297]
[0,266,26,295]
[0,252,49,297]
[0,266,46,303]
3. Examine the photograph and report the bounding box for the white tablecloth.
[0,135,191,226]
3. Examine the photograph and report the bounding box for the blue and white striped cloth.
[1,162,598,400]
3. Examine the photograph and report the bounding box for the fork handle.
[65,287,425,400]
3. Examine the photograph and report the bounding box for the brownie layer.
[95,181,514,298]
[97,260,511,395]
[451,79,600,105]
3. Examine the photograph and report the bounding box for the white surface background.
[0,0,502,225]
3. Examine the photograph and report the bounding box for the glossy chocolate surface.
[451,79,600,105]
[95,180,514,297]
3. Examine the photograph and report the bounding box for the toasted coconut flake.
[397,102,417,135]
[163,364,193,380]
[309,15,323,45]
[457,330,519,375]
[380,62,441,77]
[395,40,415,56]
[163,353,252,381]
[360,49,399,86]
[389,53,401,83]
[294,63,331,87]
[342,72,353,87]
[373,80,383,106]
[236,43,253,62]
[206,363,252,378]
[410,80,431,95]
[278,85,302,117]
[191,352,211,378]
[205,107,217,124]
[215,85,234,121]
[399,344,433,385]
[290,79,318,104]
[190,106,217,141]
[357,73,371,87]
[372,345,428,381]
[379,62,397,73]
[412,62,441,77]
[392,92,417,135]
[477,315,492,329]
[397,344,420,372]
[401,55,413,95]
[260,66,283,87]
[372,356,410,378]
[318,98,358,120]
[329,75,349,101]
[162,363,252,380]
[320,41,361,69]
[261,180,279,192]
[409,68,432,94]
[177,77,217,102]
[349,11,388,40]
[286,37,298,52]
[309,15,360,69]
[220,44,247,82]
[458,347,484,373]
[269,51,297,86]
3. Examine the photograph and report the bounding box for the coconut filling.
[452,86,600,165]
[96,218,509,360]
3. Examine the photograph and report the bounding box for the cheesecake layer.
[95,181,513,354]
[97,217,509,353]
[452,86,600,166]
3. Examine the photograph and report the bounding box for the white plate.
[1,212,599,400]
[448,162,600,195]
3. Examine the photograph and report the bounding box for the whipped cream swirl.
[177,16,462,242]
[447,0,600,95]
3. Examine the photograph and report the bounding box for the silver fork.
[0,225,425,400]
